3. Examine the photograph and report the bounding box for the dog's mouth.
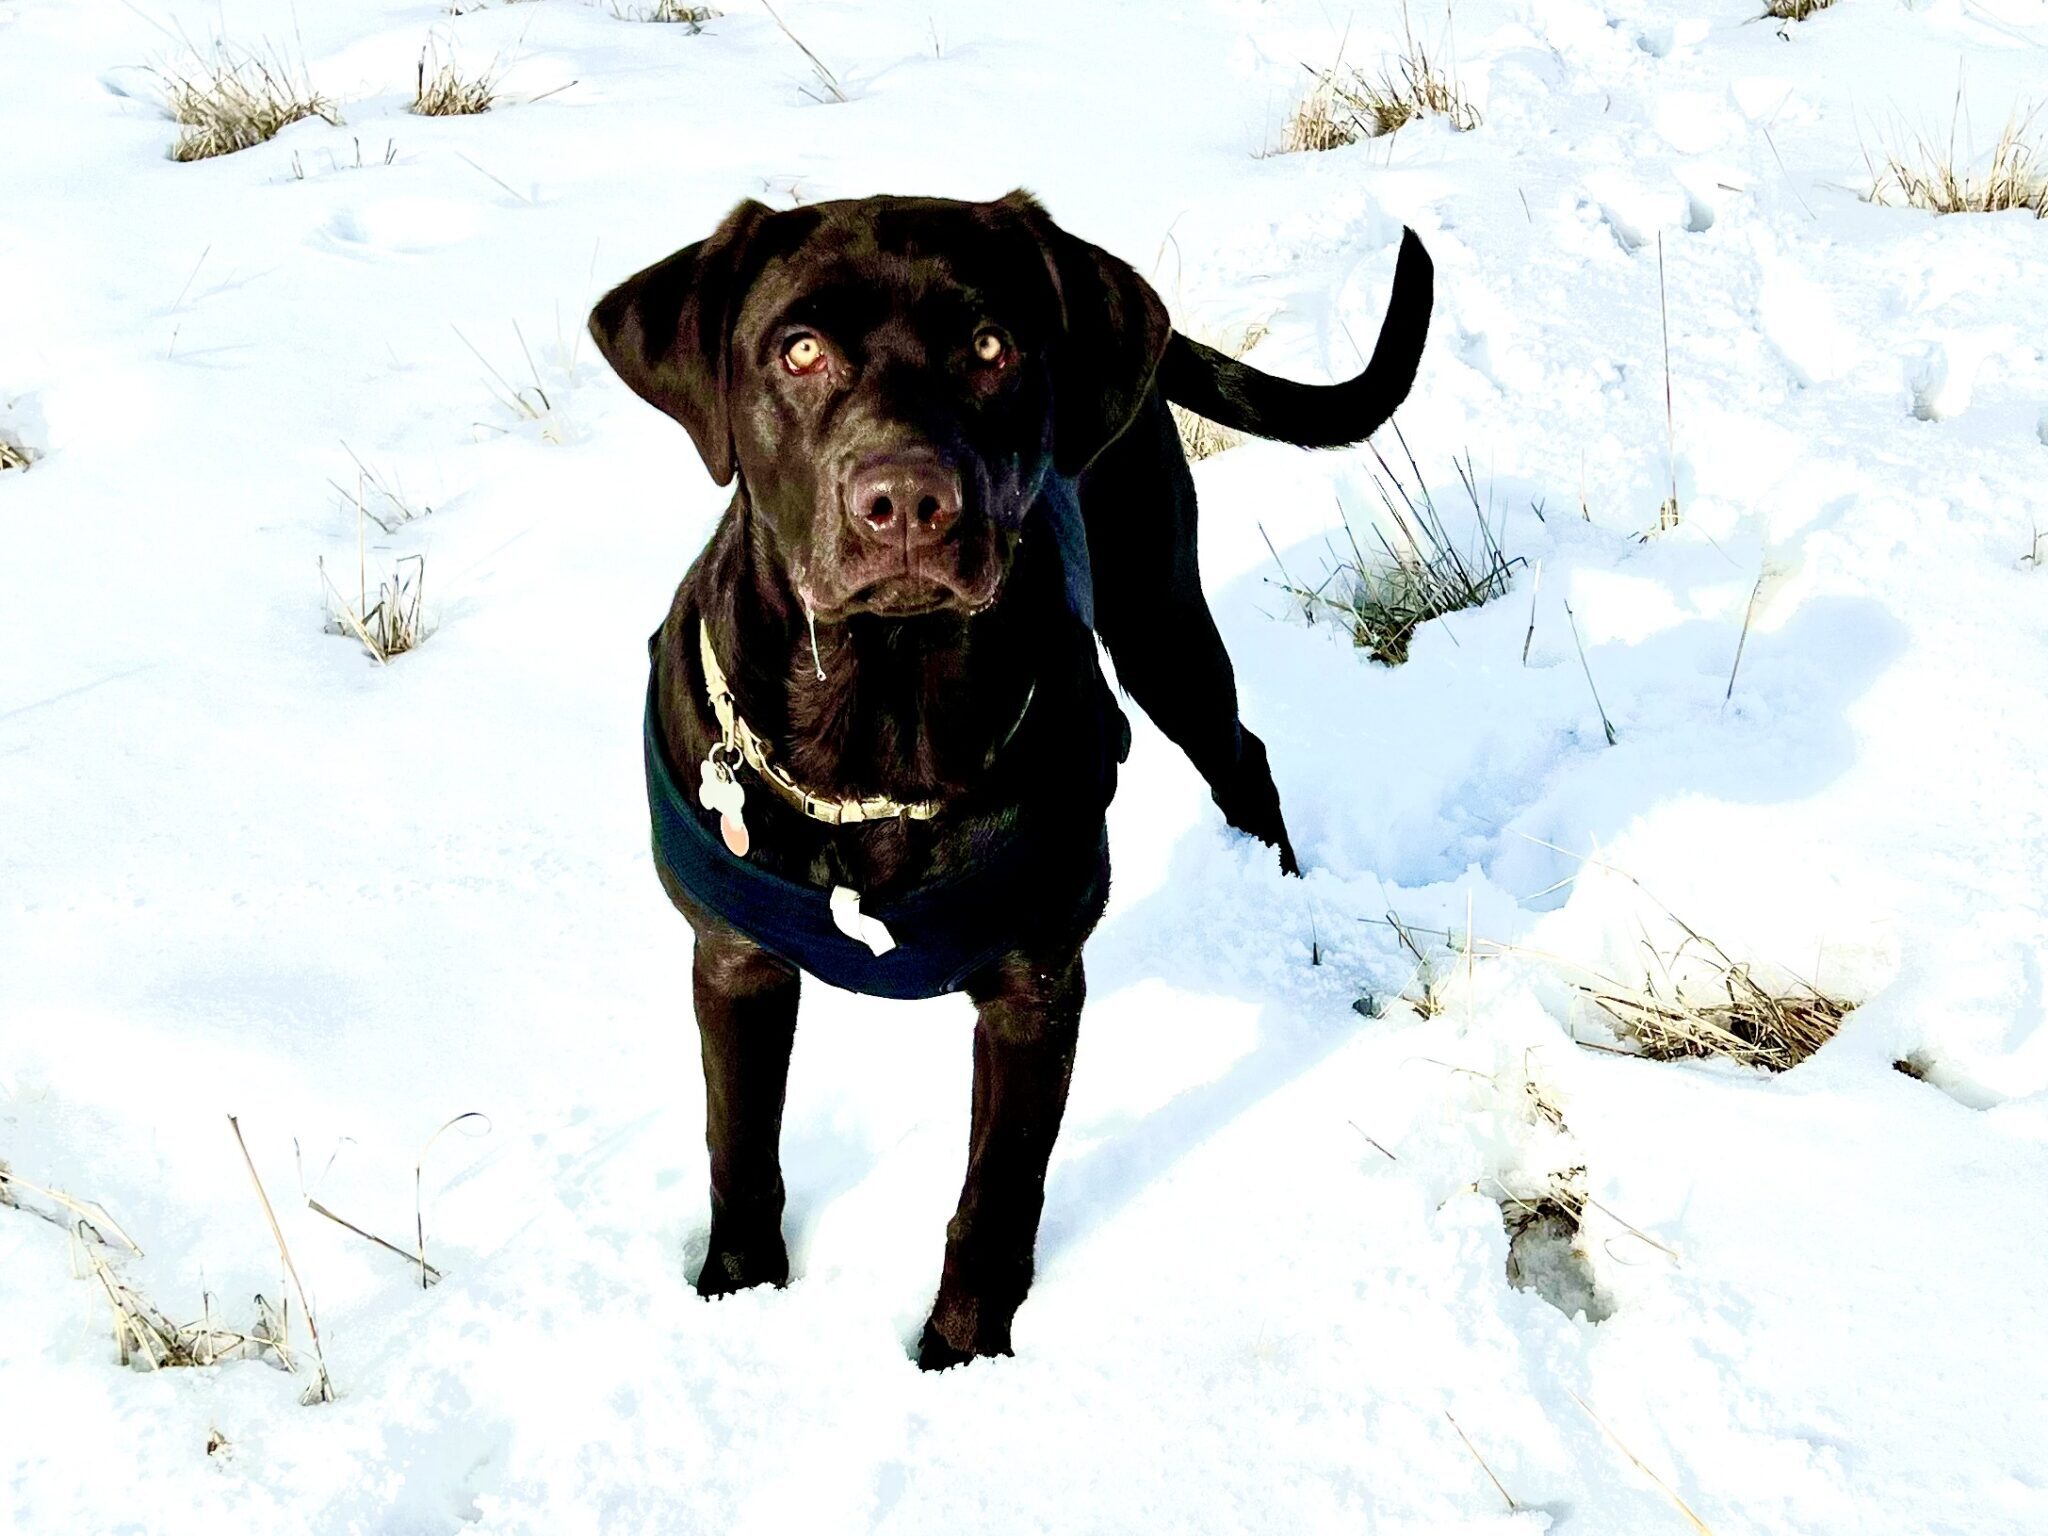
[820,566,1003,619]
[807,537,1006,621]
[846,574,973,617]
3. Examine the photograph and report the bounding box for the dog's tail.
[1158,227,1433,449]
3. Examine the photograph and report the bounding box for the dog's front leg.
[691,921,801,1297]
[919,952,1085,1369]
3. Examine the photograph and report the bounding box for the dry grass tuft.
[1267,432,1522,665]
[2,1161,297,1374]
[615,0,721,23]
[1577,968,1847,1071]
[412,46,499,117]
[1867,102,2048,218]
[0,438,31,473]
[1762,0,1835,19]
[1282,8,1479,153]
[323,468,428,664]
[1172,320,1270,460]
[1572,899,1850,1072]
[157,45,337,162]
[323,549,427,664]
[88,1245,297,1373]
[1285,68,1385,153]
[1375,905,1460,1017]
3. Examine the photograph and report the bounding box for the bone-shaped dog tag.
[830,886,896,957]
[699,751,750,856]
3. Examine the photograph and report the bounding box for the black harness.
[643,479,1126,1000]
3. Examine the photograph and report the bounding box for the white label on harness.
[829,886,897,957]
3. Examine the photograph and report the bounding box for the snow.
[4,0,2048,1530]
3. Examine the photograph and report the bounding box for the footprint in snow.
[317,198,482,257]
[1907,334,2015,423]
[1635,17,1708,57]
[1581,175,1687,254]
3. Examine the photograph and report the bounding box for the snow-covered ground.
[5,0,2047,1529]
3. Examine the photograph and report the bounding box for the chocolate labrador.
[590,192,1432,1367]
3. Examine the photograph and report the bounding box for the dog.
[589,191,1432,1368]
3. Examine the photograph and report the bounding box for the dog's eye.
[972,329,1011,366]
[783,335,826,374]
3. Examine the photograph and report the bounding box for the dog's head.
[589,192,1168,621]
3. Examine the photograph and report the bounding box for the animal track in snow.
[318,198,482,256]
[1581,171,1714,254]
[1653,91,1732,155]
[1755,234,1862,386]
[1633,17,1706,58]
[1906,332,2019,423]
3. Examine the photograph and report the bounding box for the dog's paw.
[914,1317,1014,1372]
[1211,787,1301,876]
[694,1234,789,1297]
[1209,727,1301,875]
[914,1290,1018,1370]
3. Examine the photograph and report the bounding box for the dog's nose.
[846,457,961,545]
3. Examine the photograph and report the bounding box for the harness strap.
[642,476,1125,999]
[645,672,1110,999]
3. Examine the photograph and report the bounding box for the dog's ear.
[998,191,1171,476]
[588,199,774,486]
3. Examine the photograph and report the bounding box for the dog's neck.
[695,501,1049,805]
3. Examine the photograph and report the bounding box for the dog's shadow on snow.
[1032,535,1907,1265]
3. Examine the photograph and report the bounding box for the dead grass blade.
[415,1112,490,1290]
[1520,558,1542,665]
[759,0,846,103]
[1656,233,1680,530]
[1561,598,1618,745]
[307,1198,444,1284]
[0,1165,144,1254]
[228,1115,336,1403]
[452,150,533,204]
[1723,573,1764,704]
[331,442,429,533]
[1445,1411,1518,1511]
[1567,1389,1718,1535]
